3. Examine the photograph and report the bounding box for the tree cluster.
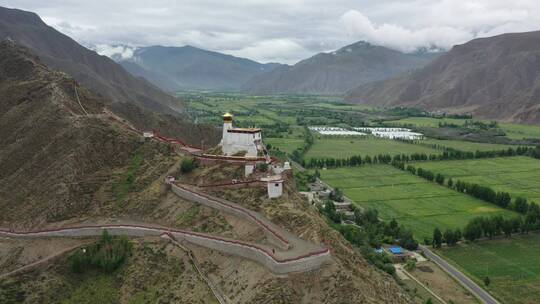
[319,205,419,275]
[293,170,318,191]
[180,158,198,174]
[69,230,132,274]
[439,205,540,244]
[290,126,314,163]
[431,227,462,247]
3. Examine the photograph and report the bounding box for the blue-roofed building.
[386,246,408,263]
[389,246,404,255]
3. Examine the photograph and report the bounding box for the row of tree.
[432,228,462,247]
[303,146,539,169]
[432,206,540,246]
[404,164,536,215]
[290,126,314,163]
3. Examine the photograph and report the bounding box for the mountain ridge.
[116,44,281,91]
[0,6,180,113]
[345,31,540,123]
[242,41,439,95]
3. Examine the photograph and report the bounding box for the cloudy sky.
[2,0,540,63]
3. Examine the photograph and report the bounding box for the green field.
[305,137,440,159]
[265,137,304,154]
[320,165,516,240]
[412,157,540,202]
[420,139,519,152]
[388,117,469,128]
[438,233,540,304]
[498,122,540,140]
[390,117,540,140]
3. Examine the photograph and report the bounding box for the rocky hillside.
[243,41,437,95]
[0,6,180,113]
[119,45,280,91]
[0,161,412,303]
[171,163,412,303]
[346,31,540,123]
[0,40,216,228]
[0,238,222,303]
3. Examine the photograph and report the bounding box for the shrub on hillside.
[180,158,197,174]
[69,230,132,274]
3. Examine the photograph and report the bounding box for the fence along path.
[1,185,330,274]
[1,221,329,274]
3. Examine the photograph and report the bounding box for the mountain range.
[0,6,179,113]
[0,6,220,143]
[345,31,540,123]
[116,45,282,91]
[243,42,439,95]
[99,42,438,95]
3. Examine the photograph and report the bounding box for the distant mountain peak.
[243,40,439,95]
[113,44,280,91]
[345,31,540,123]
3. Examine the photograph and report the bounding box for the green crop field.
[388,117,468,128]
[320,165,516,240]
[438,233,540,304]
[305,137,440,159]
[389,117,540,140]
[412,157,540,202]
[265,138,304,154]
[498,122,540,140]
[420,139,519,152]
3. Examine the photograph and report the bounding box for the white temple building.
[220,112,263,157]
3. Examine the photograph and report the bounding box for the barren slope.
[346,31,540,123]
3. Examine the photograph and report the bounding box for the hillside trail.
[0,116,330,274]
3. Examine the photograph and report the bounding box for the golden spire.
[223,112,233,122]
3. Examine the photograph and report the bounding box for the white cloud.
[3,0,540,63]
[93,44,135,60]
[341,10,473,52]
[341,1,540,53]
[225,39,311,64]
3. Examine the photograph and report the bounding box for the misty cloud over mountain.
[3,0,540,64]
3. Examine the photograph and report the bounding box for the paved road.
[420,245,500,304]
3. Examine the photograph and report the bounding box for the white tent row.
[309,126,366,136]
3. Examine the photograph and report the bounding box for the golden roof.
[223,112,233,118]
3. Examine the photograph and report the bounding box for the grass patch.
[176,204,201,226]
[61,274,118,304]
[113,147,144,203]
[265,137,305,155]
[320,165,516,240]
[421,138,520,152]
[437,233,540,304]
[388,117,468,128]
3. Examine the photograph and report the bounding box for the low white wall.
[0,226,330,274]
[171,184,290,250]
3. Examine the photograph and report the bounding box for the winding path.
[1,173,330,274]
[1,113,330,275]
